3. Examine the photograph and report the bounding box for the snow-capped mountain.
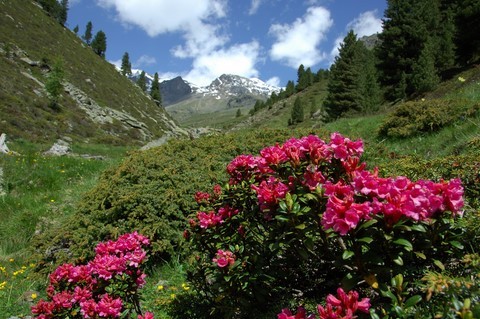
[192,74,281,99]
[127,70,281,107]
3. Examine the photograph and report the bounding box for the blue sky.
[67,0,386,87]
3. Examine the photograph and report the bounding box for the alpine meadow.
[1,0,480,318]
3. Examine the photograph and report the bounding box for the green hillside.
[0,0,181,145]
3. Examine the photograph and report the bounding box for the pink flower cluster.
[196,205,240,229]
[32,232,152,319]
[279,288,370,319]
[224,132,464,234]
[212,249,236,268]
[322,170,464,235]
[317,288,371,319]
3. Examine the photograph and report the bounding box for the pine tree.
[285,80,295,97]
[296,64,309,91]
[411,39,440,93]
[150,72,162,106]
[121,52,132,76]
[58,0,68,26]
[137,71,147,92]
[236,108,242,118]
[91,30,107,58]
[73,25,79,35]
[290,97,304,124]
[83,21,93,45]
[454,0,480,65]
[376,0,432,100]
[357,42,382,113]
[324,31,362,120]
[45,58,65,109]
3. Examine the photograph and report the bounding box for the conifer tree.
[73,25,79,35]
[296,64,309,91]
[58,0,68,26]
[91,30,107,58]
[454,0,480,64]
[290,97,304,124]
[137,71,147,92]
[45,58,65,109]
[150,72,162,106]
[83,21,93,45]
[411,39,440,93]
[324,30,362,120]
[357,42,381,113]
[236,108,242,118]
[285,80,295,97]
[121,52,132,76]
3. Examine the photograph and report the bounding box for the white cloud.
[329,10,383,63]
[184,42,261,86]
[268,6,333,69]
[266,76,281,88]
[96,0,226,36]
[134,55,157,68]
[248,0,262,15]
[347,10,383,38]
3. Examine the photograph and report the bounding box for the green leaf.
[433,259,445,271]
[410,224,427,232]
[393,256,404,265]
[295,223,306,230]
[414,251,426,259]
[381,289,398,304]
[404,295,422,308]
[358,219,378,230]
[449,240,464,250]
[342,250,355,260]
[393,238,413,251]
[358,237,373,244]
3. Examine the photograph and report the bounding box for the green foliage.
[411,39,440,94]
[31,129,322,277]
[44,58,65,108]
[137,71,147,92]
[324,30,365,120]
[377,99,479,138]
[91,30,107,58]
[83,21,92,45]
[121,52,132,76]
[289,96,304,124]
[150,72,162,106]
[35,0,68,25]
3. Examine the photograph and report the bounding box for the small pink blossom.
[278,306,315,319]
[197,211,223,228]
[251,176,290,211]
[212,249,235,268]
[97,294,123,318]
[138,312,155,319]
[317,288,370,319]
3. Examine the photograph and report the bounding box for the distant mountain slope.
[163,74,281,125]
[0,0,185,145]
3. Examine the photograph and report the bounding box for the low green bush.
[31,129,328,276]
[377,99,479,138]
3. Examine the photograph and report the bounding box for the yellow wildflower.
[157,285,164,291]
[170,293,176,299]
[182,283,190,291]
[31,293,38,300]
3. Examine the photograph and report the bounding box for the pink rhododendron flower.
[212,249,235,268]
[278,306,315,319]
[97,294,123,318]
[194,191,211,204]
[443,178,464,215]
[302,164,326,191]
[260,144,288,166]
[227,154,259,183]
[328,132,364,160]
[282,138,305,166]
[251,176,290,211]
[197,211,223,228]
[91,254,127,280]
[300,134,329,165]
[317,288,370,319]
[80,299,98,318]
[138,312,155,319]
[218,205,239,219]
[52,291,74,310]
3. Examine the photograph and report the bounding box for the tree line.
[325,0,480,121]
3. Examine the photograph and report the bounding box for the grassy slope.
[0,0,173,145]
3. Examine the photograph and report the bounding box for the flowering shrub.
[32,232,154,319]
[278,288,370,319]
[186,133,467,318]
